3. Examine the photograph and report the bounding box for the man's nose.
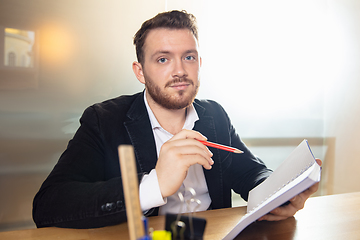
[172,59,188,78]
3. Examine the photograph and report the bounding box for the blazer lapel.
[193,101,225,208]
[124,92,158,173]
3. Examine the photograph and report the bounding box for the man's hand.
[258,159,322,221]
[155,129,214,198]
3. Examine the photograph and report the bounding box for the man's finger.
[258,213,289,221]
[315,158,322,166]
[170,129,207,141]
[288,195,305,210]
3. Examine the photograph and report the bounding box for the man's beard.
[145,77,199,110]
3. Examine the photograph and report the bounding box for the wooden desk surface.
[1,192,359,240]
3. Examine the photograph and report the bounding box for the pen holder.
[165,213,206,240]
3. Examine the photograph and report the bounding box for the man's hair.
[133,10,199,64]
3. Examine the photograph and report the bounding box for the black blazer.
[33,91,271,228]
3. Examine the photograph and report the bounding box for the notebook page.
[247,139,316,212]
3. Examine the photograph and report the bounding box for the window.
[7,52,16,66]
[4,28,35,68]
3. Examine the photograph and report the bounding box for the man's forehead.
[146,27,195,38]
[143,28,199,54]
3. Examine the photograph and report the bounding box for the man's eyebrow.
[150,50,170,59]
[184,49,199,54]
[151,49,199,59]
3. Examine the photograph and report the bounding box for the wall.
[324,0,360,194]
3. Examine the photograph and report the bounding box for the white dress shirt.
[139,92,211,215]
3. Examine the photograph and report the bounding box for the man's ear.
[132,61,145,84]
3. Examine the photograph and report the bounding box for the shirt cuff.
[139,169,167,211]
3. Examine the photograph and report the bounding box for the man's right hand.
[155,129,214,198]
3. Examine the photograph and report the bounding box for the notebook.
[223,139,321,240]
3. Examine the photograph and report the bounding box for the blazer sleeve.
[32,106,134,228]
[228,122,272,201]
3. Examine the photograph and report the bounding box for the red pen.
[197,139,243,154]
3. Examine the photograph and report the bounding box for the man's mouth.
[166,78,193,89]
[170,82,191,90]
[171,82,190,87]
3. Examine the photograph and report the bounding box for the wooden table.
[1,192,359,240]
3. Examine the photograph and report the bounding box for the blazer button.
[116,200,123,209]
[102,202,116,211]
[108,202,116,211]
[101,204,107,212]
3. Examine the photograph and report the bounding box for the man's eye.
[158,58,167,63]
[185,56,195,61]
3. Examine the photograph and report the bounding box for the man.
[33,10,320,229]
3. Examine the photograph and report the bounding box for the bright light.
[196,0,330,137]
[41,22,74,65]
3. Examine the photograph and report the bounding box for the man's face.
[138,28,201,110]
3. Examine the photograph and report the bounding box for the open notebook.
[223,139,321,240]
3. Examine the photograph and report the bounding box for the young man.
[33,10,320,229]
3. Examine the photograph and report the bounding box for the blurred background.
[0,0,359,231]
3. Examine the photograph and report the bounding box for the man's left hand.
[257,159,322,221]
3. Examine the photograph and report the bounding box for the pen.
[197,139,243,154]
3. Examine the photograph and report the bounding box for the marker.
[197,139,243,154]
